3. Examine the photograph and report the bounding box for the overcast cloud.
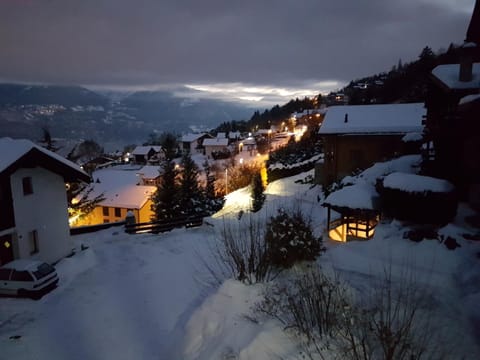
[0,0,475,105]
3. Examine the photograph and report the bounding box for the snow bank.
[324,183,378,210]
[182,280,297,360]
[383,172,454,193]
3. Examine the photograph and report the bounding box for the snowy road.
[0,226,216,360]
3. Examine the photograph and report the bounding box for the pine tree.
[151,159,179,221]
[251,172,265,213]
[67,182,105,225]
[178,152,201,216]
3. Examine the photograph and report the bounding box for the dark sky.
[0,0,475,105]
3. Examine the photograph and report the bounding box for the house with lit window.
[72,167,156,226]
[317,103,425,187]
[131,146,164,165]
[0,137,90,265]
[203,138,229,158]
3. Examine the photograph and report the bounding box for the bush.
[265,209,324,268]
[377,180,458,225]
[205,216,280,284]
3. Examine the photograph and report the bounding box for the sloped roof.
[324,183,379,210]
[319,103,425,135]
[181,133,208,143]
[0,137,90,182]
[203,138,228,147]
[137,165,162,179]
[88,168,156,209]
[431,63,480,90]
[132,146,162,155]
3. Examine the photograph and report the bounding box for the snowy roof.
[216,132,226,139]
[88,168,156,208]
[324,183,379,210]
[137,165,162,179]
[402,132,423,142]
[0,137,89,182]
[99,184,156,209]
[203,138,228,147]
[132,146,162,155]
[228,131,241,139]
[181,133,206,143]
[431,63,480,90]
[319,103,425,135]
[383,172,454,193]
[459,93,480,105]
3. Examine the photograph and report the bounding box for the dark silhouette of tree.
[251,172,265,213]
[159,133,178,161]
[39,126,59,152]
[151,159,179,221]
[178,152,202,216]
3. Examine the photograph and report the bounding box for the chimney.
[459,43,474,82]
[344,113,348,123]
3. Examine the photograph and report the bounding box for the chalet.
[318,103,425,186]
[73,168,156,226]
[422,1,480,208]
[136,165,162,186]
[180,133,211,154]
[131,146,163,165]
[203,138,229,158]
[0,137,90,265]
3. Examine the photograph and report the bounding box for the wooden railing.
[124,213,207,234]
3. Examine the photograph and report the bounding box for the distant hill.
[121,90,252,132]
[0,84,252,150]
[0,84,109,107]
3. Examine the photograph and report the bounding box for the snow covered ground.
[1,164,480,359]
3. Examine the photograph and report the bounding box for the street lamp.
[225,168,228,194]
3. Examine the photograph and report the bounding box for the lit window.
[22,177,33,195]
[29,230,39,255]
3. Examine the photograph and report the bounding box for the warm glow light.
[329,223,375,242]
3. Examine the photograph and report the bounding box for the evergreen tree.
[67,182,105,224]
[202,160,225,214]
[178,152,201,216]
[159,132,178,161]
[151,159,179,221]
[251,172,265,213]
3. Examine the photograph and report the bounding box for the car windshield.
[33,263,55,280]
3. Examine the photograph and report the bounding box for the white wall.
[10,167,73,263]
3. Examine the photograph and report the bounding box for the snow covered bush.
[206,216,280,284]
[257,268,349,343]
[257,265,451,360]
[265,208,324,268]
[377,172,457,225]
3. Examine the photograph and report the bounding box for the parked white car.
[0,260,59,299]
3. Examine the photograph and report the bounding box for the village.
[1,3,480,359]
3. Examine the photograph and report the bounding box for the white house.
[180,133,211,154]
[202,138,229,158]
[73,167,157,226]
[0,137,90,265]
[131,146,164,164]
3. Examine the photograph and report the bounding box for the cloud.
[0,0,475,103]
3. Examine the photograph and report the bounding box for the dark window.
[22,177,33,195]
[29,230,39,255]
[11,270,34,282]
[103,219,110,224]
[102,207,109,216]
[33,263,54,280]
[0,269,12,280]
[114,208,121,218]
